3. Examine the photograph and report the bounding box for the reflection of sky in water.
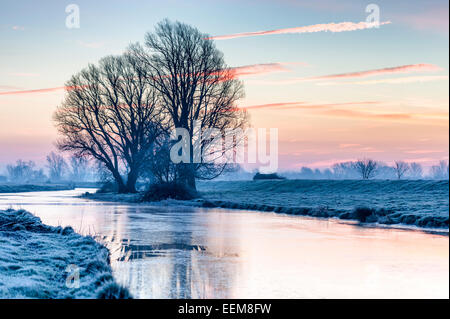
[0,189,448,299]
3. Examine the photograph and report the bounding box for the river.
[0,188,448,298]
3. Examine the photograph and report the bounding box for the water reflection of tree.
[104,205,239,298]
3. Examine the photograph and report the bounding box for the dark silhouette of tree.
[353,158,379,180]
[142,137,179,184]
[54,53,163,193]
[394,161,409,180]
[46,152,67,181]
[130,20,248,190]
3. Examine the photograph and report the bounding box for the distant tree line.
[281,159,449,180]
[1,157,448,184]
[1,153,94,184]
[217,159,449,181]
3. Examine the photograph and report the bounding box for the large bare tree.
[130,20,248,189]
[54,53,163,193]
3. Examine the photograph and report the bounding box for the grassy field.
[0,184,74,193]
[197,179,449,229]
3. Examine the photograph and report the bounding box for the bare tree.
[408,162,423,179]
[332,162,357,179]
[353,158,379,180]
[142,137,179,184]
[69,155,89,182]
[46,152,67,182]
[54,53,163,193]
[430,160,449,180]
[394,161,409,180]
[6,160,36,183]
[130,20,248,190]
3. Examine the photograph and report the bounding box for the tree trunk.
[178,164,197,190]
[111,169,128,194]
[185,164,196,190]
[116,179,128,193]
[126,170,138,193]
[186,170,196,190]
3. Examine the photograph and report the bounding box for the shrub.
[352,207,376,222]
[96,181,118,194]
[142,182,199,202]
[96,282,132,299]
[253,172,286,180]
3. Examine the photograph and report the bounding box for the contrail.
[0,86,81,96]
[207,21,391,40]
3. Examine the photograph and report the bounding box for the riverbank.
[0,184,74,193]
[81,179,449,230]
[197,180,449,229]
[82,191,143,203]
[0,209,131,299]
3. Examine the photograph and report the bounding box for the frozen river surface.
[0,189,448,299]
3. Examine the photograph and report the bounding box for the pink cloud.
[322,109,413,120]
[405,150,443,154]
[238,100,448,123]
[0,62,297,96]
[0,87,65,95]
[306,64,443,81]
[9,72,40,77]
[0,86,85,96]
[339,143,361,148]
[259,64,444,85]
[230,62,296,77]
[318,75,449,86]
[207,21,391,40]
[0,85,22,92]
[240,102,306,110]
[239,101,379,110]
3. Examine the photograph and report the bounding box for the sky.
[0,0,448,171]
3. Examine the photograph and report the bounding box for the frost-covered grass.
[81,191,143,203]
[197,180,449,229]
[0,184,74,193]
[0,209,131,299]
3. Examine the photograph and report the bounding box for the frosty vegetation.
[0,209,131,298]
[0,154,95,185]
[198,179,449,229]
